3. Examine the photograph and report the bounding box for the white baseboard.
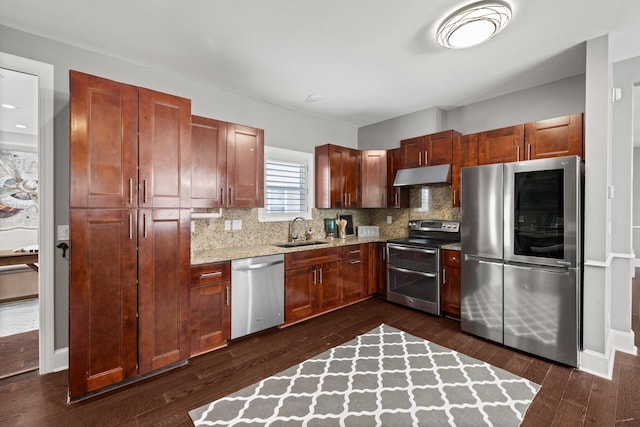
[580,348,614,379]
[53,347,69,372]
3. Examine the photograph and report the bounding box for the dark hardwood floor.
[0,272,638,426]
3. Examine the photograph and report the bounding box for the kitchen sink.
[274,240,326,248]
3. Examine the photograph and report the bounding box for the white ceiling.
[1,0,640,130]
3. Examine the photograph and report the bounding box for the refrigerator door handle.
[506,263,573,275]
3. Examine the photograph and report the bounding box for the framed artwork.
[0,149,39,230]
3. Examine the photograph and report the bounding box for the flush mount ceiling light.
[436,1,512,49]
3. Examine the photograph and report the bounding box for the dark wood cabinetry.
[478,124,525,165]
[341,244,369,303]
[452,133,478,207]
[189,262,231,356]
[191,116,264,208]
[524,113,583,160]
[315,144,360,208]
[368,242,387,296]
[361,150,387,208]
[69,71,191,398]
[386,148,409,208]
[400,130,458,169]
[441,249,461,319]
[285,247,342,323]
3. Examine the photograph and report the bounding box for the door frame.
[0,52,55,374]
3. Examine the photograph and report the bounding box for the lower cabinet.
[441,249,461,319]
[189,262,231,357]
[369,242,387,296]
[342,244,369,303]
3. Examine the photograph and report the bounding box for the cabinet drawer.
[191,262,231,286]
[442,250,461,267]
[285,247,342,270]
[342,244,366,260]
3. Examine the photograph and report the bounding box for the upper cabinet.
[478,124,524,165]
[386,148,409,208]
[190,116,264,208]
[315,144,361,209]
[452,133,478,207]
[400,130,458,169]
[524,113,583,160]
[361,150,387,208]
[70,71,191,209]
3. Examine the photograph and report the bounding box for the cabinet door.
[226,124,264,207]
[525,113,583,160]
[478,125,524,165]
[386,148,409,208]
[342,257,367,304]
[400,135,426,168]
[138,88,191,208]
[442,250,461,319]
[452,133,478,207]
[189,282,231,356]
[317,261,342,312]
[191,116,227,208]
[69,209,138,397]
[285,266,316,323]
[344,148,361,208]
[361,150,387,208]
[70,71,138,209]
[425,130,455,166]
[138,208,191,374]
[368,243,387,296]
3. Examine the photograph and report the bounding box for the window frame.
[258,146,314,223]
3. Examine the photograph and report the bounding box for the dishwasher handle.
[232,259,284,271]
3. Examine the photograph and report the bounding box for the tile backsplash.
[191,185,460,250]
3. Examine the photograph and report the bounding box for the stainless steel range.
[387,219,460,316]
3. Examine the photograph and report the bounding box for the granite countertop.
[191,234,402,265]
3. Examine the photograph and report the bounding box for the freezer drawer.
[460,256,503,344]
[503,263,579,367]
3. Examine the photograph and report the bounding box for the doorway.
[0,52,55,375]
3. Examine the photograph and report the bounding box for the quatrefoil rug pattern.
[189,324,540,426]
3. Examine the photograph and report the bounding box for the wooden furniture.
[361,150,387,208]
[190,116,264,208]
[441,249,461,319]
[368,242,387,296]
[189,262,231,356]
[400,130,458,169]
[341,244,369,303]
[524,113,583,160]
[315,144,360,208]
[452,133,478,207]
[285,247,342,323]
[386,148,409,208]
[0,250,38,271]
[69,71,191,398]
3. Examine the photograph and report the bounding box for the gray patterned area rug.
[189,324,540,426]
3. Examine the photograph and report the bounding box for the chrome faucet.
[289,217,310,242]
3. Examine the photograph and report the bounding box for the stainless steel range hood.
[393,164,452,186]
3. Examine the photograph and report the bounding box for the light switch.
[387,216,393,224]
[232,220,242,230]
[57,225,69,240]
[224,220,231,231]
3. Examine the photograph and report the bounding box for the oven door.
[504,156,582,267]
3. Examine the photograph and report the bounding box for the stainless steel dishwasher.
[231,253,285,339]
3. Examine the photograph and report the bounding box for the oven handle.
[388,265,436,278]
[387,244,436,255]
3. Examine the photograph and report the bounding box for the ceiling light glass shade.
[436,1,512,49]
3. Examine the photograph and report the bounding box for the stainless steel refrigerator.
[461,155,583,367]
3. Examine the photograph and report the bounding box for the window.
[258,146,314,222]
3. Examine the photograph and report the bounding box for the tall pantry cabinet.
[69,71,191,398]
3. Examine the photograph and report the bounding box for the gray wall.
[0,24,358,350]
[357,107,444,150]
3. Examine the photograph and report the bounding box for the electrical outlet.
[387,216,393,224]
[232,220,242,230]
[57,225,69,240]
[224,220,231,231]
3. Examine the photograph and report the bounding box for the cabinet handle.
[453,190,456,204]
[221,188,225,205]
[382,247,386,260]
[143,213,147,238]
[516,145,520,162]
[225,285,230,306]
[128,178,133,205]
[419,152,422,165]
[201,271,223,279]
[313,268,317,285]
[143,179,148,204]
[349,249,361,255]
[425,150,428,165]
[348,193,351,206]
[228,188,232,205]
[319,267,323,284]
[128,214,133,240]
[443,268,447,284]
[350,260,361,265]
[527,143,531,160]
[394,191,398,207]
